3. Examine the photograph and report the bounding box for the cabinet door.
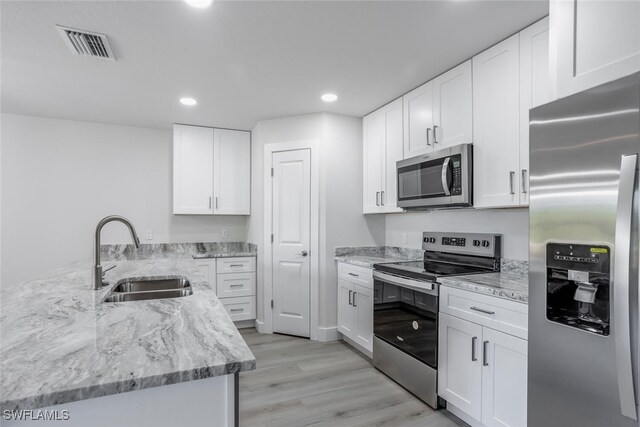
[337,280,356,338]
[382,98,404,213]
[551,0,640,99]
[363,110,384,214]
[432,60,473,149]
[213,129,251,215]
[195,259,216,293]
[173,125,214,214]
[520,18,550,206]
[438,312,482,420]
[481,328,528,427]
[353,284,373,352]
[403,81,434,158]
[472,35,521,208]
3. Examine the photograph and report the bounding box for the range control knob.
[482,240,490,247]
[473,240,481,247]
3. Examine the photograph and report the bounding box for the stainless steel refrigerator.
[529,72,640,426]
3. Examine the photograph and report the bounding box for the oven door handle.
[441,157,451,196]
[372,271,436,294]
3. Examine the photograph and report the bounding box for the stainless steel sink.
[104,277,193,303]
[113,278,190,293]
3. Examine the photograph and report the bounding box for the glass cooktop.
[373,260,490,281]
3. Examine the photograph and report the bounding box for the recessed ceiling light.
[321,93,338,103]
[180,97,197,106]
[184,0,213,9]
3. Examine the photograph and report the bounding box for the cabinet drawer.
[439,285,528,339]
[338,262,373,289]
[221,296,256,321]
[217,257,256,273]
[217,272,256,298]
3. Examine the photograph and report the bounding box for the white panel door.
[552,0,640,99]
[213,129,251,215]
[337,279,355,338]
[472,35,521,208]
[438,312,483,420]
[173,125,214,214]
[481,328,528,427]
[403,81,434,158]
[382,98,403,213]
[353,284,373,352]
[271,149,311,337]
[362,110,384,213]
[432,60,473,149]
[520,17,550,206]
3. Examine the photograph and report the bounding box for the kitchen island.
[0,246,256,426]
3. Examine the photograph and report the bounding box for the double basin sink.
[104,277,193,302]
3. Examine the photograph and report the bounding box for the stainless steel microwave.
[396,143,472,210]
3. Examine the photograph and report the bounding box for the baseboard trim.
[341,335,373,359]
[446,402,482,427]
[234,319,256,330]
[255,319,267,334]
[317,326,339,342]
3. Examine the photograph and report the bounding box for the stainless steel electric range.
[372,232,501,408]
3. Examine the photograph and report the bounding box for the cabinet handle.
[381,191,385,206]
[426,128,432,146]
[230,308,244,313]
[348,272,359,277]
[522,169,528,194]
[215,196,219,209]
[509,171,515,195]
[483,340,489,366]
[470,306,495,315]
[209,197,212,209]
[433,125,439,144]
[353,292,358,307]
[229,284,244,288]
[376,191,380,206]
[229,264,244,267]
[348,290,353,305]
[472,336,478,361]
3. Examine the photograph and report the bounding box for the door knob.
[300,250,308,256]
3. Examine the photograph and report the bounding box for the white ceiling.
[1,1,548,131]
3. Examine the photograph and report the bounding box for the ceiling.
[1,1,548,131]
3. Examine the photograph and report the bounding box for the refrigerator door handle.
[614,153,639,421]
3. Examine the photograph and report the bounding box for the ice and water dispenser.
[546,243,611,336]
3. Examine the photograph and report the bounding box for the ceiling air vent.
[56,25,115,60]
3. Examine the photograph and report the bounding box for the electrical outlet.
[145,230,153,240]
[401,232,407,244]
[222,229,229,239]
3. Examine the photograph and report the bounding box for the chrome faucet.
[93,215,140,290]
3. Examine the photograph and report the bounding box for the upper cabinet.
[403,60,473,158]
[363,98,403,214]
[551,0,640,99]
[173,124,251,215]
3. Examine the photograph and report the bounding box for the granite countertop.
[334,246,424,268]
[438,260,529,303]
[102,242,257,260]
[0,246,256,411]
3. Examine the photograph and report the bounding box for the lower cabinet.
[439,312,528,427]
[337,262,374,353]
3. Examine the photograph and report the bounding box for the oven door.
[373,276,438,369]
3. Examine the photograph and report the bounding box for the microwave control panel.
[451,155,462,196]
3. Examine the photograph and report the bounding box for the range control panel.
[422,232,501,257]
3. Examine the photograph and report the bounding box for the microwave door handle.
[441,158,451,196]
[614,153,638,421]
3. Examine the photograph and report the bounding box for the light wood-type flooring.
[239,329,467,427]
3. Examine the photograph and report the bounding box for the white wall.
[1,114,248,287]
[247,112,384,333]
[386,208,529,261]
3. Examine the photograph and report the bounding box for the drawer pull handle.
[229,284,244,288]
[470,306,495,315]
[348,273,359,277]
[229,264,244,267]
[230,308,244,312]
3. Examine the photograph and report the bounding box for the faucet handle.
[103,265,116,275]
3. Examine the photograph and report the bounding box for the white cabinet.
[472,35,521,209]
[337,263,374,353]
[520,18,551,205]
[438,287,528,427]
[403,61,473,157]
[403,81,434,158]
[438,312,483,420]
[213,129,251,215]
[551,0,640,99]
[362,98,403,214]
[173,124,250,215]
[173,125,214,214]
[195,258,216,289]
[432,60,474,150]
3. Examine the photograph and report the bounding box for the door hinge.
[271,168,274,177]
[271,299,274,309]
[270,234,274,243]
